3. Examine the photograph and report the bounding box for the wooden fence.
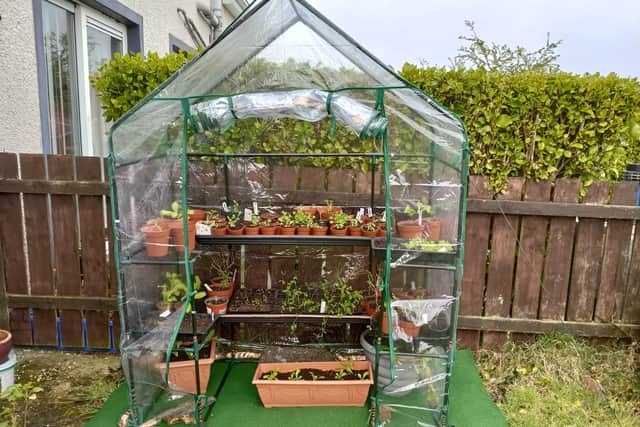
[0,154,639,350]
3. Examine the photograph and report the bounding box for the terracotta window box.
[252,361,373,408]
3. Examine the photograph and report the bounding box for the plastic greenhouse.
[108,0,468,425]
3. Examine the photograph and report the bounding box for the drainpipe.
[211,0,223,42]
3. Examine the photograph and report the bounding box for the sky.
[305,0,640,78]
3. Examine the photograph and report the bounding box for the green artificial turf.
[86,349,506,426]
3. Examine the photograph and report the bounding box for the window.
[41,0,126,156]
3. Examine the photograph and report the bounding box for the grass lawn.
[1,333,637,426]
[475,333,640,427]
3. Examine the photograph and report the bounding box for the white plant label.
[222,201,229,212]
[418,210,422,226]
[160,310,171,318]
[381,211,386,222]
[320,300,326,314]
[252,201,259,214]
[367,207,373,218]
[356,208,365,220]
[244,208,253,222]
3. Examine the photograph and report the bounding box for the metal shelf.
[196,235,373,246]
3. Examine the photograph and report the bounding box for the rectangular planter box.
[155,343,216,394]
[252,361,373,408]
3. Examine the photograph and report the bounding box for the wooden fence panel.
[48,155,83,347]
[595,182,637,322]
[482,177,523,349]
[623,230,640,323]
[566,182,609,321]
[20,154,57,345]
[0,153,30,343]
[539,179,580,319]
[512,181,552,319]
[458,176,491,350]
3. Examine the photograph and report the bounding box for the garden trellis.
[108,0,468,425]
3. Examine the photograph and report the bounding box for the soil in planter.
[168,344,211,363]
[262,368,369,381]
[259,346,336,363]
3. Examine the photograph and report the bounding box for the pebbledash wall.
[0,0,241,154]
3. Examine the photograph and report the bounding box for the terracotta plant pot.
[311,226,328,236]
[155,342,216,394]
[140,225,171,257]
[205,296,229,315]
[189,209,206,222]
[296,227,311,235]
[381,313,389,334]
[425,218,442,241]
[362,296,379,317]
[245,226,260,235]
[170,221,196,253]
[252,361,373,408]
[260,226,277,235]
[212,226,227,235]
[260,212,279,222]
[318,207,343,220]
[330,226,348,236]
[361,226,377,238]
[0,330,12,364]
[207,276,235,299]
[396,220,424,239]
[280,227,296,235]
[227,225,245,235]
[376,222,387,237]
[348,226,362,236]
[399,319,421,337]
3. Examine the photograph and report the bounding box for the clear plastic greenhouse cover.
[108,0,467,426]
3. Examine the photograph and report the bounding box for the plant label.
[244,208,253,222]
[320,300,326,314]
[252,201,259,215]
[356,208,364,220]
[159,310,171,318]
[367,207,373,218]
[381,211,386,222]
[222,201,229,212]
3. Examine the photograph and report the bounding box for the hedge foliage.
[91,51,640,190]
[401,64,640,189]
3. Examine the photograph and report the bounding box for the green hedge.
[92,52,640,190]
[401,64,640,190]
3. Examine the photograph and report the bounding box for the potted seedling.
[252,359,373,408]
[0,329,12,364]
[362,272,381,317]
[311,221,328,236]
[140,220,171,257]
[156,273,205,313]
[397,201,432,239]
[195,209,221,236]
[259,218,277,235]
[294,210,314,235]
[204,296,229,316]
[360,220,378,238]
[189,208,206,222]
[293,205,317,217]
[205,257,237,299]
[318,199,342,220]
[347,218,362,236]
[156,331,217,394]
[160,201,196,252]
[278,211,296,235]
[226,201,245,235]
[329,211,349,236]
[245,214,261,235]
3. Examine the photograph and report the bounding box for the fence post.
[0,240,8,330]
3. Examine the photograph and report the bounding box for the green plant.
[159,201,193,220]
[294,210,314,228]
[403,201,432,219]
[278,211,295,228]
[330,211,349,230]
[90,50,196,122]
[288,369,303,381]
[205,209,221,221]
[349,218,362,227]
[226,201,242,229]
[160,273,205,310]
[260,219,273,227]
[357,371,369,381]
[362,221,377,232]
[334,369,348,380]
[309,372,319,381]
[322,279,363,318]
[281,275,319,313]
[0,383,43,427]
[249,214,261,227]
[401,238,454,252]
[262,369,280,381]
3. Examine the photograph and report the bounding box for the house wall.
[120,0,235,56]
[0,0,238,154]
[0,0,43,153]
